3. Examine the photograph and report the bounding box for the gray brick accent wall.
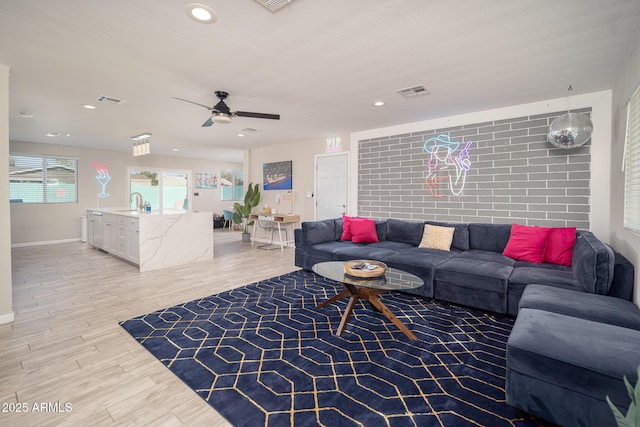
[358,109,591,228]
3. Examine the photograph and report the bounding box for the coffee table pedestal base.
[317,282,417,340]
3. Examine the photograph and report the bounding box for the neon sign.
[423,134,472,197]
[91,160,112,198]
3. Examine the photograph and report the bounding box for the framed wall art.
[195,172,218,189]
[263,160,292,191]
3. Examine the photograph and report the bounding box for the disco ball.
[547,112,593,149]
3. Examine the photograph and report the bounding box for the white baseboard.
[0,311,15,325]
[11,238,81,248]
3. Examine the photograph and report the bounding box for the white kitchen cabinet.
[87,215,94,246]
[86,210,103,248]
[125,218,140,263]
[91,212,139,265]
[101,214,117,253]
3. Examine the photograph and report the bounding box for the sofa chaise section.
[506,285,640,427]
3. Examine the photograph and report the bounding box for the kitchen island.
[86,208,213,272]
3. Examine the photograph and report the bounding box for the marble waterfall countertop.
[88,207,213,271]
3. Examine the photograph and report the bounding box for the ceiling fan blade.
[173,97,213,111]
[235,111,280,120]
[202,117,214,127]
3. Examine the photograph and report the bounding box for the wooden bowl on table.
[343,260,387,278]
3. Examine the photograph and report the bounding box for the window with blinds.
[9,155,78,204]
[624,84,640,234]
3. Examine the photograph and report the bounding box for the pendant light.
[131,133,151,157]
[547,86,593,149]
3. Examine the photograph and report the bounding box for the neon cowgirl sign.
[423,134,472,197]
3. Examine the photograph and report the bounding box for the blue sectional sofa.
[294,217,638,426]
[294,218,633,315]
[507,285,640,427]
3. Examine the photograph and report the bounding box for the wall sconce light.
[547,86,593,149]
[132,133,151,156]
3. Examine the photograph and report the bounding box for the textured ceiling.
[1,0,640,162]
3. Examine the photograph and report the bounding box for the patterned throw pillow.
[419,224,455,251]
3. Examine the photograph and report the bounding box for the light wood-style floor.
[1,230,298,426]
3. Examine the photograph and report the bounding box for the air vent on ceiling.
[396,85,431,99]
[254,0,294,12]
[97,95,126,105]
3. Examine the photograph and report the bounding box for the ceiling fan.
[173,91,280,127]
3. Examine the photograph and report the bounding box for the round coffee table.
[312,261,424,340]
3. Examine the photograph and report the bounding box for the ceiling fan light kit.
[213,114,232,124]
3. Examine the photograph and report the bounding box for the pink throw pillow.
[341,215,353,241]
[350,218,379,243]
[543,227,576,266]
[502,224,552,263]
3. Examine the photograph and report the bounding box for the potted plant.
[232,182,261,242]
[607,366,640,427]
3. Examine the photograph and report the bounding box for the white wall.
[611,32,640,306]
[1,65,14,324]
[248,136,351,223]
[9,140,242,245]
[350,90,613,240]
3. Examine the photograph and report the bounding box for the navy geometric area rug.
[120,270,551,427]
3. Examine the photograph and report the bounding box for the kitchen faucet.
[130,192,144,210]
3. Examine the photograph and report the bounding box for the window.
[129,168,190,210]
[9,155,78,204]
[624,84,640,234]
[130,170,159,208]
[221,170,244,201]
[162,171,189,210]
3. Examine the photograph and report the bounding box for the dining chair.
[222,209,234,231]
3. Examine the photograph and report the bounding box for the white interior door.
[315,153,348,220]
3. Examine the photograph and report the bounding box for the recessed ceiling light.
[46,132,70,137]
[373,101,385,107]
[172,148,179,152]
[186,3,217,23]
[82,104,96,110]
[238,133,245,137]
[19,111,33,118]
